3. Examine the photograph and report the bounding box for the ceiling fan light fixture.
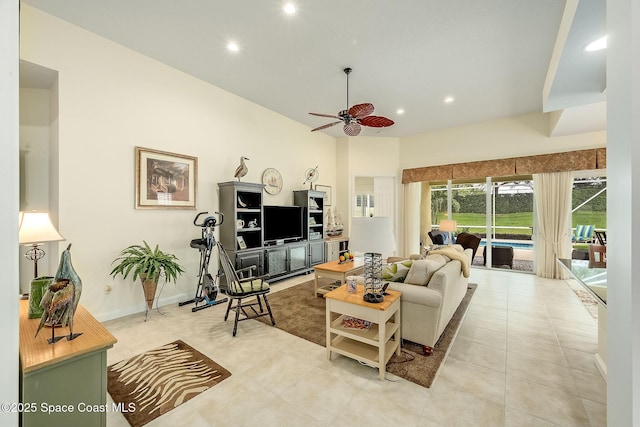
[344,122,361,136]
[308,67,394,136]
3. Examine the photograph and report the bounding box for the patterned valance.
[402,148,605,184]
[452,158,516,180]
[402,165,452,183]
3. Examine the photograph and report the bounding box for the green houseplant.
[110,241,185,309]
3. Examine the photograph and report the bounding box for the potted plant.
[110,241,185,309]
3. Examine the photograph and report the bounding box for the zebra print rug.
[107,340,231,427]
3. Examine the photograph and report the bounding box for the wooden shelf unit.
[218,181,266,287]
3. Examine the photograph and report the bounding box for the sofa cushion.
[381,260,412,283]
[404,255,447,286]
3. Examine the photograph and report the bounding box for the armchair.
[454,232,481,256]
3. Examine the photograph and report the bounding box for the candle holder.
[363,252,384,303]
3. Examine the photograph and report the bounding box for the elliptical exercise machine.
[179,211,229,312]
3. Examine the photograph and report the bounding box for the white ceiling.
[20,0,606,138]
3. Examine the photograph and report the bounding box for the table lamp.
[19,211,65,278]
[349,217,396,303]
[439,219,457,246]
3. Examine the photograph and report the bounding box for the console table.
[19,300,117,426]
[557,258,607,380]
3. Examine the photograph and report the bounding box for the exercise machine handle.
[193,211,224,228]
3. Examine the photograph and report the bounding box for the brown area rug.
[258,280,476,388]
[107,340,231,427]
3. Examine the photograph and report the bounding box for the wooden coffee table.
[313,259,364,297]
[325,284,401,380]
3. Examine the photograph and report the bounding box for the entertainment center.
[217,182,329,286]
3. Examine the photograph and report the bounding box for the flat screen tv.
[263,205,304,244]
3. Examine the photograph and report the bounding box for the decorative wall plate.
[262,168,283,195]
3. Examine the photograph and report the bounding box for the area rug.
[107,340,231,427]
[257,280,476,388]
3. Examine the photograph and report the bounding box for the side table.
[325,284,401,380]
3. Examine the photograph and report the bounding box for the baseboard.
[94,292,190,322]
[595,353,607,382]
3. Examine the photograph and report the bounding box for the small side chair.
[218,244,275,336]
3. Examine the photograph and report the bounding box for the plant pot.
[139,273,159,310]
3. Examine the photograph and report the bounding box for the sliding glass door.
[427,177,534,272]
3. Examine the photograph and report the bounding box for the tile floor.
[104,267,606,427]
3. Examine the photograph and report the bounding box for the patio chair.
[573,224,595,243]
[218,243,275,336]
[483,246,514,269]
[428,230,447,245]
[455,232,481,256]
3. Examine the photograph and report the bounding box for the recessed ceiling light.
[444,96,455,104]
[396,109,405,115]
[584,36,607,52]
[227,42,239,52]
[283,3,296,15]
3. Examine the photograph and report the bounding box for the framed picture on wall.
[135,147,197,209]
[315,184,332,206]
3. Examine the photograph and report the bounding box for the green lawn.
[447,211,607,237]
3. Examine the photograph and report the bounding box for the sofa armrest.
[428,259,464,295]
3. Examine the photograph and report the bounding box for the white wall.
[338,136,403,252]
[0,0,20,424]
[399,112,606,169]
[606,0,639,424]
[20,5,336,321]
[19,87,56,289]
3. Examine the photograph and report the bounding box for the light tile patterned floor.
[104,267,606,427]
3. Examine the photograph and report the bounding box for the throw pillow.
[381,260,413,282]
[404,255,447,286]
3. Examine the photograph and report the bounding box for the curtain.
[403,182,421,256]
[373,176,395,218]
[533,172,573,279]
[420,183,432,244]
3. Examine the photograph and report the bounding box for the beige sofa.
[379,247,472,353]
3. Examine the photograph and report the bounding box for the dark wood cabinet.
[309,240,325,266]
[265,242,309,280]
[218,182,326,284]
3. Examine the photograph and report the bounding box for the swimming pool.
[478,240,534,250]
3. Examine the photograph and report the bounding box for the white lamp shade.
[349,217,396,255]
[439,219,457,232]
[18,212,64,245]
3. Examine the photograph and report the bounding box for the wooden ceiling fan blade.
[348,103,375,119]
[309,112,341,119]
[360,116,395,128]
[343,122,361,136]
[311,121,341,132]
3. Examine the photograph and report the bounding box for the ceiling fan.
[309,68,394,136]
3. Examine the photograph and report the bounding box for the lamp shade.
[349,217,396,256]
[439,219,457,232]
[18,212,64,245]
